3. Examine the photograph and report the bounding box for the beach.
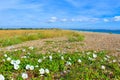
[80,32,120,56]
[0,30,120,79]
[2,31,120,57]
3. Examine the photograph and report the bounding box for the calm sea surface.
[71,29,120,34]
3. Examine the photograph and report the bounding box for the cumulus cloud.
[47,17,101,23]
[114,16,120,21]
[47,17,58,23]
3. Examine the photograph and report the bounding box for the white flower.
[29,46,34,50]
[30,66,34,70]
[7,57,11,61]
[38,59,42,63]
[11,60,20,65]
[22,73,28,79]
[66,61,72,66]
[0,74,5,80]
[39,68,45,75]
[26,65,31,70]
[86,52,91,55]
[4,54,7,57]
[16,60,20,64]
[61,56,64,60]
[113,60,116,63]
[93,54,97,58]
[78,59,82,63]
[101,65,105,70]
[45,69,49,74]
[49,56,52,61]
[25,65,34,70]
[14,64,19,70]
[106,55,110,58]
[11,60,16,65]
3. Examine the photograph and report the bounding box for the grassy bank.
[0,30,84,47]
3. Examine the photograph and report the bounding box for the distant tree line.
[0,28,62,30]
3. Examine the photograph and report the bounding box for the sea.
[70,29,120,34]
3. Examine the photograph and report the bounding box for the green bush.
[68,35,84,42]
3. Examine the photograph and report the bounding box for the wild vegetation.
[0,30,119,80]
[0,47,120,80]
[0,30,84,47]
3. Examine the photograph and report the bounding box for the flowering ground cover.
[0,46,120,80]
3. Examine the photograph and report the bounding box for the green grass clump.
[0,37,22,47]
[68,32,84,42]
[0,47,119,80]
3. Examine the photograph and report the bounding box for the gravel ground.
[80,32,120,56]
[1,32,120,56]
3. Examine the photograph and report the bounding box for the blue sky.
[0,0,120,29]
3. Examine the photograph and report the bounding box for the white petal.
[39,68,45,75]
[0,74,5,80]
[22,73,28,79]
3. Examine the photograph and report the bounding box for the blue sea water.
[71,29,120,34]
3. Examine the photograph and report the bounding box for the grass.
[0,30,84,47]
[0,47,120,80]
[68,32,84,42]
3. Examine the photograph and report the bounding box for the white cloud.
[47,17,58,23]
[51,17,57,20]
[114,16,120,21]
[103,18,109,22]
[46,16,111,23]
[89,18,99,22]
[60,18,68,22]
[71,19,75,22]
[76,17,99,22]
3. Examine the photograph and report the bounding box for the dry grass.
[0,30,80,39]
[0,29,84,47]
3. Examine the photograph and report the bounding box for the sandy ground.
[1,32,120,56]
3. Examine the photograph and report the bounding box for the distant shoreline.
[70,29,120,34]
[0,28,120,34]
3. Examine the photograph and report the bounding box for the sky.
[0,0,120,29]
